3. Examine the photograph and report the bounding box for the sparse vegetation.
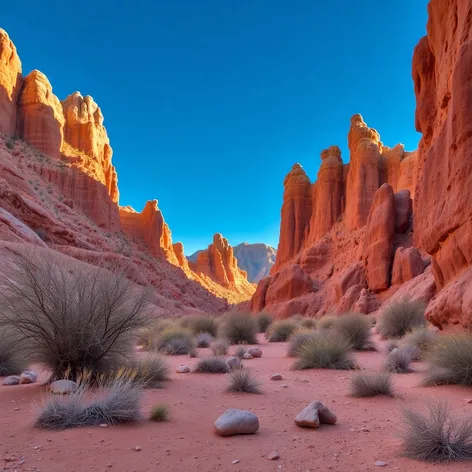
[196,332,214,348]
[384,347,414,373]
[349,372,393,397]
[137,318,174,348]
[334,312,375,351]
[126,354,170,388]
[234,345,247,359]
[267,319,299,342]
[423,333,472,386]
[256,313,273,333]
[300,318,317,330]
[400,402,472,463]
[218,312,258,345]
[226,368,261,394]
[210,339,229,356]
[150,404,169,422]
[0,251,151,382]
[317,315,338,330]
[0,328,28,375]
[386,340,399,353]
[292,332,355,370]
[194,357,229,373]
[376,298,426,338]
[402,326,437,360]
[35,378,142,430]
[287,330,316,357]
[155,326,195,356]
[181,315,219,337]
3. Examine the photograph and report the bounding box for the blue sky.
[3,1,428,255]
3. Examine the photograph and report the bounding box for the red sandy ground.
[1,334,471,472]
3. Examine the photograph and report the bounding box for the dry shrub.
[287,330,317,357]
[402,326,437,360]
[384,348,415,373]
[196,332,214,348]
[125,354,170,388]
[210,339,229,356]
[386,340,399,353]
[423,333,472,386]
[349,372,393,397]
[181,315,219,337]
[0,328,28,375]
[0,251,151,382]
[226,368,261,394]
[35,378,142,430]
[376,298,426,338]
[155,326,195,355]
[292,331,355,370]
[300,318,317,330]
[234,346,247,359]
[334,312,375,351]
[194,357,229,373]
[267,319,299,342]
[137,318,174,348]
[400,402,472,463]
[150,404,169,422]
[218,312,258,345]
[256,313,273,333]
[317,315,338,330]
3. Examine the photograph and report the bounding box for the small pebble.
[282,384,289,388]
[232,459,240,464]
[375,461,387,467]
[99,424,108,428]
[271,374,283,381]
[360,426,370,432]
[135,446,141,451]
[267,450,280,460]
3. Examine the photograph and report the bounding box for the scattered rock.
[267,450,280,460]
[375,461,387,467]
[3,375,20,386]
[271,374,283,381]
[226,357,242,370]
[282,384,289,388]
[242,352,253,360]
[294,401,337,429]
[135,446,141,452]
[99,424,108,428]
[231,460,240,465]
[247,347,262,358]
[176,365,190,373]
[360,426,370,432]
[20,370,38,384]
[214,408,259,436]
[50,379,78,395]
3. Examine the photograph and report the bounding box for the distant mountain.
[190,243,276,283]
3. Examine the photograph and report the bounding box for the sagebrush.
[226,368,261,394]
[267,319,299,342]
[218,312,258,345]
[334,312,375,351]
[376,298,426,338]
[194,357,229,373]
[349,372,393,397]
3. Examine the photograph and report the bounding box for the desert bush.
[182,315,219,337]
[402,326,437,360]
[292,331,355,370]
[155,326,195,355]
[400,402,472,463]
[125,354,170,388]
[256,313,273,333]
[386,340,399,353]
[334,312,375,351]
[349,372,393,397]
[376,298,426,338]
[194,357,229,373]
[0,251,151,382]
[150,404,169,422]
[226,368,261,394]
[300,318,317,330]
[196,332,214,348]
[317,315,338,330]
[0,328,28,375]
[218,312,258,345]
[234,345,247,359]
[267,319,299,342]
[210,339,229,356]
[384,348,414,373]
[137,318,174,348]
[35,378,142,430]
[287,330,317,357]
[423,333,472,386]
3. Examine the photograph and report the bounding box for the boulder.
[214,409,259,436]
[335,262,367,300]
[247,347,262,358]
[294,401,337,428]
[265,264,313,305]
[391,247,424,285]
[3,375,20,386]
[226,357,242,370]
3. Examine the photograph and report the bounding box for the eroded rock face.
[272,164,312,273]
[391,247,424,285]
[0,29,22,136]
[363,184,396,292]
[394,190,412,234]
[265,264,313,306]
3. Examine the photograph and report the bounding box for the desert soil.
[1,333,471,472]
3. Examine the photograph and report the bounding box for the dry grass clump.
[267,319,299,342]
[349,372,393,397]
[150,404,169,422]
[292,331,355,370]
[400,402,472,463]
[300,318,317,330]
[194,357,229,374]
[384,348,415,373]
[155,326,195,355]
[196,332,214,348]
[401,326,437,360]
[210,339,229,356]
[0,251,151,382]
[0,328,28,375]
[376,298,426,338]
[334,312,375,351]
[287,330,317,357]
[181,315,219,337]
[234,346,247,359]
[137,318,174,348]
[226,368,261,394]
[256,313,273,333]
[218,312,258,345]
[317,315,338,330]
[125,354,170,388]
[386,340,399,353]
[35,378,142,430]
[423,333,472,386]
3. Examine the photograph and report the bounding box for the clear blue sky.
[3,1,428,255]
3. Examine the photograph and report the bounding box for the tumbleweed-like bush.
[287,330,317,357]
[210,339,229,356]
[384,347,415,373]
[256,313,273,333]
[226,368,261,394]
[267,319,299,342]
[349,372,393,397]
[155,326,195,355]
[334,312,375,351]
[194,357,229,374]
[218,312,258,345]
[196,332,214,348]
[376,298,426,338]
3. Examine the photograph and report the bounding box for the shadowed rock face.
[232,243,277,283]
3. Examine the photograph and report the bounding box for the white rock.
[3,375,20,386]
[214,408,259,436]
[50,379,78,395]
[267,450,280,460]
[375,461,387,467]
[176,365,190,373]
[20,370,38,384]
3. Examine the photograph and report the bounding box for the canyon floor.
[0,333,471,472]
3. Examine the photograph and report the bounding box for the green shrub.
[226,368,261,394]
[218,312,258,345]
[349,372,393,397]
[377,298,426,338]
[334,312,375,351]
[423,333,472,386]
[155,327,195,355]
[150,404,169,422]
[267,320,299,342]
[292,331,355,370]
[256,313,273,333]
[194,357,229,373]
